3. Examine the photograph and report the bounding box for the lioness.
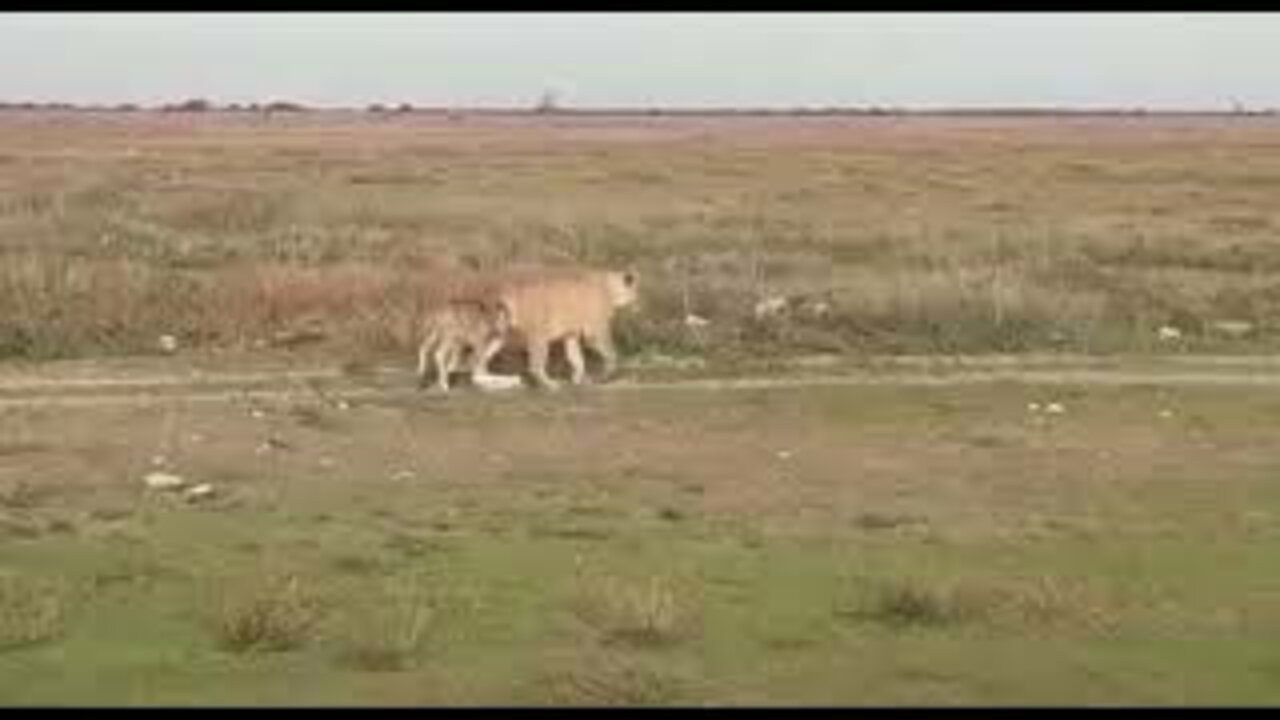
[474,267,639,390]
[415,298,513,392]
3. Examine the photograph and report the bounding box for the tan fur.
[416,299,512,392]
[475,267,639,390]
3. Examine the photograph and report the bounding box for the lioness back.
[424,299,509,347]
[496,267,638,344]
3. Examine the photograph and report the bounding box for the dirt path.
[0,355,1278,409]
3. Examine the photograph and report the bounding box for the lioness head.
[605,269,640,309]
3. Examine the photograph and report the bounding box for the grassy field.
[3,110,1280,365]
[0,380,1278,704]
[2,110,1280,705]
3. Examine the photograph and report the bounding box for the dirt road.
[1,354,1278,409]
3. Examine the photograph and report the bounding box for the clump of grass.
[0,479,49,509]
[212,573,321,653]
[332,577,450,673]
[837,575,992,629]
[570,572,700,649]
[541,651,688,706]
[998,575,1118,633]
[837,573,1114,633]
[287,404,341,432]
[0,573,69,652]
[851,511,922,532]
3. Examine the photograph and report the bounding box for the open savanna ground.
[0,379,1278,704]
[3,111,1280,367]
[3,111,1280,706]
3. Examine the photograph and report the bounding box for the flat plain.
[1,110,1279,704]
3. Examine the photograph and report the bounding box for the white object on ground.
[143,472,186,491]
[185,483,215,500]
[473,374,523,392]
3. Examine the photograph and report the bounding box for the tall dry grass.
[3,112,1280,363]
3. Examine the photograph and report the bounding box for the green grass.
[0,382,1277,704]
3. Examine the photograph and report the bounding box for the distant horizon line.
[2,100,1278,117]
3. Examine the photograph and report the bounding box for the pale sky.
[1,12,1277,109]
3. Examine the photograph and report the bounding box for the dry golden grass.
[569,571,700,650]
[0,573,69,652]
[210,571,322,654]
[3,111,1280,362]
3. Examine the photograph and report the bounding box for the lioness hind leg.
[470,335,505,382]
[564,335,588,385]
[416,337,436,390]
[433,344,455,392]
[470,336,521,391]
[527,339,560,391]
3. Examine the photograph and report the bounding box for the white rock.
[1158,409,1174,419]
[143,472,186,491]
[1045,402,1066,415]
[158,334,179,354]
[684,314,711,328]
[753,296,788,320]
[185,483,215,499]
[1027,402,1042,413]
[776,450,793,461]
[474,373,522,392]
[318,457,336,469]
[1157,325,1183,342]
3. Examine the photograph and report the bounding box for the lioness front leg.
[587,330,619,381]
[433,345,455,392]
[564,335,588,385]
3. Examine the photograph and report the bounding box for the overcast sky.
[1,13,1277,109]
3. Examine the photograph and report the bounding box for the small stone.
[776,450,793,461]
[1158,409,1174,419]
[185,483,215,500]
[1045,402,1066,415]
[143,472,186,491]
[256,437,290,455]
[684,314,711,328]
[1156,325,1183,342]
[1027,402,1042,413]
[318,457,336,469]
[753,296,788,320]
[158,334,179,354]
[474,374,522,392]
